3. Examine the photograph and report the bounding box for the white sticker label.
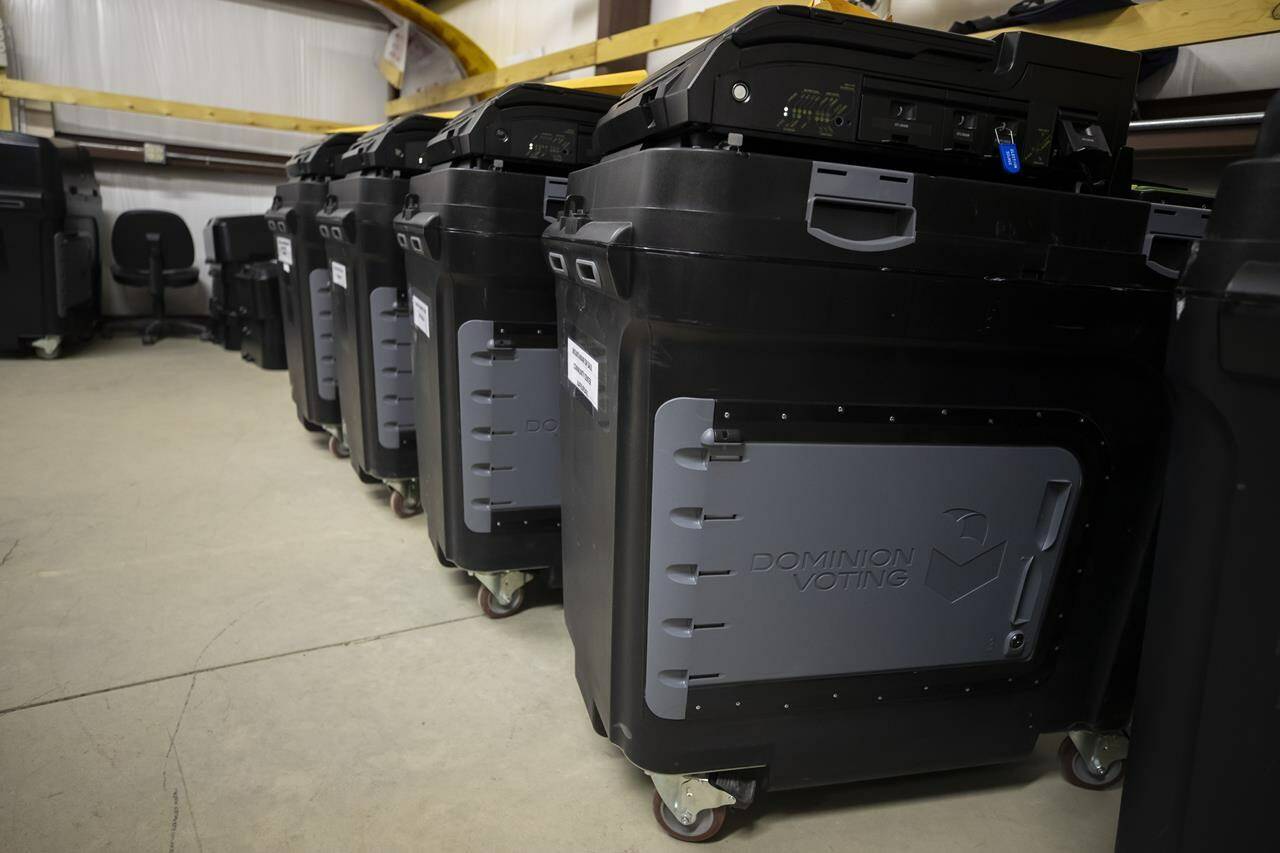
[330,261,347,288]
[566,337,599,410]
[412,294,430,337]
[275,236,293,266]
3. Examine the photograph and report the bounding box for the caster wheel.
[328,435,349,459]
[142,335,157,346]
[652,791,727,843]
[1058,736,1125,790]
[477,584,526,619]
[390,490,422,518]
[33,343,62,360]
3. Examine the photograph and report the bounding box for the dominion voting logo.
[925,508,1008,603]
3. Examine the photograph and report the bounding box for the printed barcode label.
[275,236,293,266]
[330,262,347,288]
[567,337,599,410]
[412,294,430,337]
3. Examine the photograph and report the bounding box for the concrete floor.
[0,337,1123,851]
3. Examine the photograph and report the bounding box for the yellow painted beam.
[0,71,12,133]
[332,109,462,134]
[387,43,596,116]
[343,73,645,133]
[593,0,869,66]
[979,0,1280,51]
[386,1,870,115]
[363,0,496,78]
[0,77,354,134]
[547,70,648,96]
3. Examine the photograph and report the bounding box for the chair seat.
[111,264,200,288]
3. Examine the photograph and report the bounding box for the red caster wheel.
[328,435,349,458]
[652,790,727,843]
[477,584,525,619]
[390,490,422,518]
[1058,736,1125,790]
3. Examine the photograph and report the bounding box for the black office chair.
[110,209,205,345]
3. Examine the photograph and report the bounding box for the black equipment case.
[544,6,1176,840]
[238,260,287,370]
[0,132,102,359]
[267,132,358,436]
[393,83,616,616]
[204,214,274,351]
[317,115,447,513]
[1116,95,1280,853]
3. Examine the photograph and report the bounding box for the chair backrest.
[111,209,194,271]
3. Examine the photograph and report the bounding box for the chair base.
[101,317,209,345]
[141,318,208,345]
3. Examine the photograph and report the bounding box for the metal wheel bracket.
[386,478,420,508]
[1068,729,1129,779]
[471,570,534,607]
[648,772,737,828]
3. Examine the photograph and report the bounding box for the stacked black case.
[238,260,287,370]
[204,214,274,351]
[0,133,102,358]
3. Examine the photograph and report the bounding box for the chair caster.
[328,435,349,458]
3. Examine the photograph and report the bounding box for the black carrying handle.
[395,211,441,261]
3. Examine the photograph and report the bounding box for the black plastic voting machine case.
[394,83,615,617]
[545,6,1178,841]
[317,115,446,516]
[267,132,358,452]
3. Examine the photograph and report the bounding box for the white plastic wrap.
[431,0,598,79]
[0,0,403,316]
[400,26,474,112]
[1137,34,1280,100]
[1,0,392,154]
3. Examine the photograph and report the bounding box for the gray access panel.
[369,287,415,450]
[457,319,562,533]
[645,397,1082,721]
[310,269,337,402]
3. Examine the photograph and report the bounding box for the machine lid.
[592,5,1138,192]
[337,114,448,175]
[419,83,616,171]
[286,132,361,179]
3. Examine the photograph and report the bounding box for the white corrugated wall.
[0,0,400,315]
